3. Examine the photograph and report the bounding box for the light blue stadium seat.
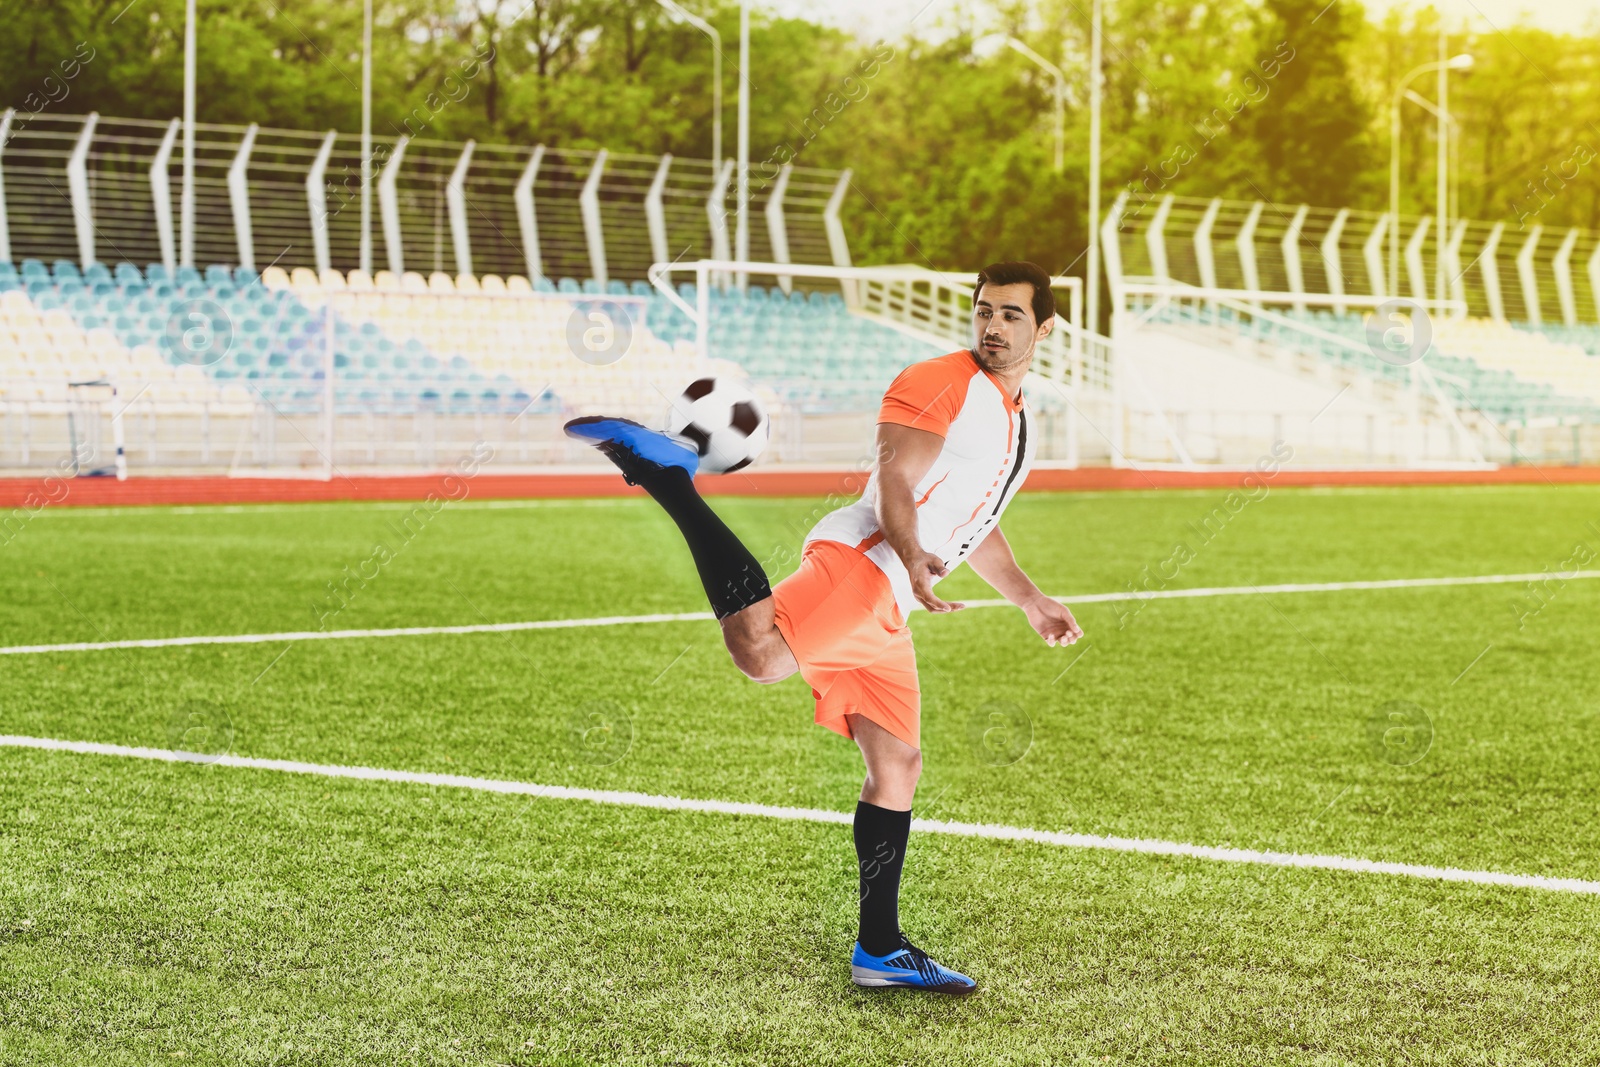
[581,278,604,295]
[558,277,581,294]
[534,276,556,293]
[606,280,629,296]
[630,280,653,298]
[52,260,82,282]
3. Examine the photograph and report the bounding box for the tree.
[1243,0,1375,207]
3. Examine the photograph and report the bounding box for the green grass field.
[5,483,1600,1065]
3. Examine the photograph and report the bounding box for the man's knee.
[722,610,792,683]
[726,631,788,683]
[867,744,921,787]
[732,646,788,684]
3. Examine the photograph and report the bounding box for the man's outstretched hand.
[907,549,965,613]
[1023,594,1083,646]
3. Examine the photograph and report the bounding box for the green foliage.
[1243,0,1376,207]
[2,0,1599,268]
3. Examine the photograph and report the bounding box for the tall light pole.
[1002,38,1065,174]
[734,0,749,289]
[1087,0,1102,334]
[657,0,722,166]
[1435,29,1447,306]
[180,0,196,269]
[1389,51,1472,301]
[360,0,373,275]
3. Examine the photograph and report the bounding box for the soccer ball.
[666,376,771,474]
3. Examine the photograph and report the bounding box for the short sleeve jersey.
[805,349,1038,617]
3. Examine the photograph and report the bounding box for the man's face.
[971,281,1053,373]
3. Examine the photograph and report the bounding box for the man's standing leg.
[850,714,920,955]
[846,714,977,994]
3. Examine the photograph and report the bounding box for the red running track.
[5,465,1600,508]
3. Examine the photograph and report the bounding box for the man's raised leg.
[564,416,796,684]
[719,599,799,683]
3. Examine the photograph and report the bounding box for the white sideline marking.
[40,498,641,518]
[5,732,1599,897]
[4,570,1597,658]
[12,572,1600,655]
[0,611,718,655]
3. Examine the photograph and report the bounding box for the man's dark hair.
[973,261,1056,325]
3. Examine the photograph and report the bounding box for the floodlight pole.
[180,0,197,268]
[657,0,722,167]
[1004,38,1065,174]
[735,0,750,290]
[1390,52,1472,300]
[1435,29,1447,306]
[1087,0,1102,333]
[360,0,373,274]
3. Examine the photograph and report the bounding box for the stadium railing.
[649,259,1114,468]
[1113,278,1491,468]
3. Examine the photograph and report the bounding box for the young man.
[564,260,1083,995]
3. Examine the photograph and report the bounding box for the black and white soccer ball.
[666,376,771,474]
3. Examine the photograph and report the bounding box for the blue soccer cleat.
[850,935,978,995]
[563,415,699,485]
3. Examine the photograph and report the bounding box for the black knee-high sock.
[854,800,912,955]
[636,467,771,619]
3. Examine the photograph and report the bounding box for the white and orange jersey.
[806,349,1038,617]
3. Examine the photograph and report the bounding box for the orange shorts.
[771,539,920,750]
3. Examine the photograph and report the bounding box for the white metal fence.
[0,110,853,284]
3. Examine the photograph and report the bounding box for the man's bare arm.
[874,423,964,612]
[966,526,1083,646]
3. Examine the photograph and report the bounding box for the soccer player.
[564,260,1083,995]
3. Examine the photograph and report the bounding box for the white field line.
[5,733,1598,897]
[4,570,1598,658]
[37,498,642,518]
